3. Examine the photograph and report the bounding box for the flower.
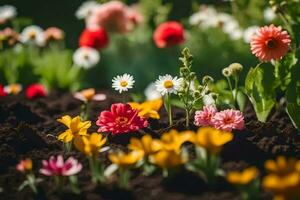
[211,109,245,132]
[75,1,99,20]
[96,103,148,135]
[44,27,65,41]
[128,135,162,155]
[243,26,259,43]
[109,150,144,168]
[194,105,218,127]
[250,24,291,62]
[4,83,22,95]
[16,159,33,173]
[74,132,107,156]
[0,84,7,97]
[264,8,276,22]
[74,88,106,102]
[25,83,47,100]
[150,150,187,169]
[153,21,185,48]
[40,155,82,176]
[79,28,109,49]
[191,127,233,154]
[127,4,144,25]
[0,5,16,24]
[144,82,162,100]
[20,25,45,46]
[57,115,91,143]
[0,28,19,46]
[265,156,300,176]
[155,74,183,95]
[73,47,100,69]
[227,167,259,185]
[112,73,135,93]
[160,129,194,153]
[129,98,163,119]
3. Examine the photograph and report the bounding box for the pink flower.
[211,109,245,132]
[25,83,47,100]
[39,155,82,176]
[96,103,149,135]
[44,27,65,41]
[0,84,7,97]
[250,24,291,62]
[16,159,33,173]
[194,105,218,127]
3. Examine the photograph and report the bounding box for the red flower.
[153,21,185,48]
[250,24,291,62]
[0,84,7,97]
[26,83,47,100]
[96,103,148,135]
[79,28,109,49]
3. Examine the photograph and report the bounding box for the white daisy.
[73,47,100,69]
[112,74,135,93]
[0,5,17,23]
[264,7,276,22]
[155,74,183,96]
[75,1,99,20]
[144,82,162,100]
[243,26,259,43]
[20,25,45,46]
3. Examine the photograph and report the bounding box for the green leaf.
[245,64,277,122]
[286,103,300,130]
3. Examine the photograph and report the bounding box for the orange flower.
[227,167,258,185]
[129,98,163,119]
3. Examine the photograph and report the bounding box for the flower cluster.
[0,83,47,100]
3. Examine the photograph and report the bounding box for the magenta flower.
[39,155,82,176]
[211,109,245,132]
[194,105,218,127]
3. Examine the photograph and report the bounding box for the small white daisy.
[0,5,17,23]
[144,82,162,100]
[73,47,100,69]
[264,7,276,22]
[155,74,183,96]
[112,74,135,93]
[75,1,99,20]
[20,25,45,46]
[243,26,259,43]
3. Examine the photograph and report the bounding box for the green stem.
[185,108,190,128]
[80,101,90,121]
[63,142,72,153]
[234,75,239,109]
[119,168,130,189]
[164,94,173,126]
[89,156,105,183]
[27,174,38,194]
[226,77,236,109]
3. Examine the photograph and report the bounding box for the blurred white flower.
[73,47,100,69]
[112,73,135,93]
[144,82,162,100]
[76,1,99,20]
[155,74,183,96]
[228,28,243,40]
[189,6,218,29]
[243,26,259,43]
[20,25,45,46]
[203,94,216,106]
[264,7,276,22]
[0,5,17,23]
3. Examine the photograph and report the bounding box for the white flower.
[203,94,216,106]
[0,5,16,23]
[189,6,218,29]
[75,1,99,20]
[144,82,162,100]
[20,25,45,46]
[155,74,183,96]
[243,26,259,43]
[112,74,135,93]
[228,28,243,40]
[264,7,276,22]
[73,47,100,69]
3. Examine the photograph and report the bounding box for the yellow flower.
[128,134,162,155]
[4,83,22,95]
[57,115,91,143]
[191,127,233,154]
[265,156,300,176]
[109,150,144,168]
[226,167,258,185]
[150,150,187,169]
[160,129,195,153]
[129,98,163,119]
[74,132,107,156]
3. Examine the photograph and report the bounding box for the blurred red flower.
[96,103,148,135]
[26,83,47,100]
[153,21,185,48]
[0,84,7,97]
[79,28,109,49]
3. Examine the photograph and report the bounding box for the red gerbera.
[96,103,148,135]
[250,24,291,62]
[79,28,109,49]
[0,84,7,97]
[25,83,47,100]
[153,21,185,48]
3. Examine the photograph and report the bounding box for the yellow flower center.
[163,80,174,89]
[83,53,89,60]
[29,31,36,39]
[116,117,129,124]
[120,80,128,87]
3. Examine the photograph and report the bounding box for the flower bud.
[193,90,201,98]
[228,63,243,75]
[202,75,214,85]
[222,67,232,77]
[190,72,196,80]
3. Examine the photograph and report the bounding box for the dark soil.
[0,91,299,200]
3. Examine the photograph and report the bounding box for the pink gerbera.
[250,24,291,62]
[194,105,217,127]
[211,109,245,132]
[96,103,149,135]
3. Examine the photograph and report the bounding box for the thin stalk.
[185,109,190,128]
[164,94,173,126]
[119,168,130,189]
[234,75,239,109]
[226,77,236,109]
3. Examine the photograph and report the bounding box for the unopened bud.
[193,90,201,98]
[228,63,243,75]
[202,75,214,85]
[180,67,189,76]
[222,67,232,77]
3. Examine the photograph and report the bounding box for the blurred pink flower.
[44,27,65,41]
[194,105,218,127]
[127,4,144,25]
[16,159,32,173]
[40,155,82,176]
[211,109,245,132]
